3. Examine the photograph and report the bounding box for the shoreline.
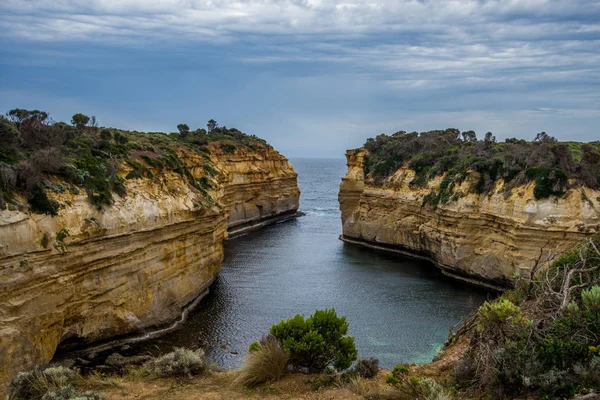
[339,234,507,292]
[227,210,304,238]
[53,211,304,362]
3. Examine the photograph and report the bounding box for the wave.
[310,207,339,211]
[301,208,340,218]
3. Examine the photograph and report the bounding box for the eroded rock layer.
[339,149,600,288]
[0,145,299,388]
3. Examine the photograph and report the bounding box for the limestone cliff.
[0,144,299,388]
[339,149,600,289]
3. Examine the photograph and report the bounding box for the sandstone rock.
[0,144,300,390]
[339,149,600,289]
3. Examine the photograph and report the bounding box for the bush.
[349,358,379,379]
[146,348,206,378]
[385,364,409,386]
[454,235,600,398]
[8,366,100,400]
[269,308,357,373]
[361,129,599,199]
[1,107,271,213]
[581,285,600,312]
[28,185,59,215]
[384,369,456,400]
[236,335,289,387]
[476,298,531,335]
[220,143,237,153]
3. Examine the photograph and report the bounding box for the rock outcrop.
[339,149,600,289]
[0,144,299,389]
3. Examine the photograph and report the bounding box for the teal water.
[133,158,488,369]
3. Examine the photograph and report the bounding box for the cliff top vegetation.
[0,108,270,215]
[362,129,600,202]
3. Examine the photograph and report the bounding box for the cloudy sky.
[1,0,599,157]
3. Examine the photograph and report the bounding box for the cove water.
[134,158,488,369]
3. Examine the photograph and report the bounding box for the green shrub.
[146,348,206,378]
[526,166,568,199]
[220,143,237,153]
[476,298,530,334]
[385,364,409,386]
[236,335,289,387]
[269,308,357,373]
[385,369,456,400]
[581,285,600,312]
[248,341,261,353]
[29,186,59,215]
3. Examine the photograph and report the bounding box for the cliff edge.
[0,114,299,389]
[339,131,600,289]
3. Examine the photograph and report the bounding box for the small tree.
[484,131,496,149]
[461,130,477,142]
[7,109,48,125]
[207,119,218,132]
[269,308,357,372]
[71,113,90,131]
[177,123,190,137]
[534,131,556,143]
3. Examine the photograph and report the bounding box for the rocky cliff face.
[339,149,600,289]
[0,144,299,388]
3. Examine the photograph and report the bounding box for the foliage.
[384,367,456,400]
[145,348,206,378]
[207,119,218,132]
[525,166,568,200]
[269,308,358,373]
[348,358,379,379]
[8,365,101,400]
[385,364,409,386]
[1,108,270,213]
[177,123,190,137]
[29,186,60,215]
[455,234,600,399]
[71,114,90,131]
[581,285,600,311]
[236,335,290,387]
[362,129,600,202]
[220,143,237,153]
[0,116,21,153]
[248,341,261,353]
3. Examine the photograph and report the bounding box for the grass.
[7,366,101,400]
[235,336,290,387]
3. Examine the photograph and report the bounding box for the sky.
[0,0,599,158]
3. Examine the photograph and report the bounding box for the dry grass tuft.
[344,376,381,398]
[235,335,290,387]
